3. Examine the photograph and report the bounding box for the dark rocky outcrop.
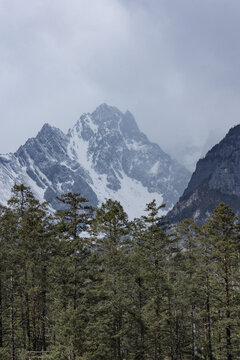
[167,124,240,224]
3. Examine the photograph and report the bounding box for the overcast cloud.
[0,0,240,168]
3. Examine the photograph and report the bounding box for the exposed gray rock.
[167,124,240,224]
[0,104,190,217]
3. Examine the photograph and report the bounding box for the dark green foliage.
[1,186,240,359]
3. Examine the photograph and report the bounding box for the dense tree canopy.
[0,186,240,359]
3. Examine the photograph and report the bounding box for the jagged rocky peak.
[37,123,55,137]
[73,104,142,139]
[167,124,240,224]
[68,104,190,209]
[0,104,190,219]
[36,123,68,146]
[16,123,68,165]
[92,103,122,124]
[72,104,138,135]
[120,110,143,140]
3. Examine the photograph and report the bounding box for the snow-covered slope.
[0,104,190,219]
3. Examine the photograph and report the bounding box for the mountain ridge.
[167,124,240,223]
[0,104,190,218]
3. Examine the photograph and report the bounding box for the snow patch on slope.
[67,125,165,219]
[68,128,91,172]
[110,176,165,220]
[0,154,46,206]
[150,161,160,175]
[85,114,98,133]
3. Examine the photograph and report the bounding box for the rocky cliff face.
[0,104,190,218]
[167,124,240,224]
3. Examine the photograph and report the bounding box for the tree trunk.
[137,277,145,359]
[25,291,31,349]
[191,305,195,360]
[0,278,3,347]
[205,278,213,360]
[41,265,47,351]
[20,294,26,349]
[10,274,15,360]
[225,267,232,360]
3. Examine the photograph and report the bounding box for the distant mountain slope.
[0,104,190,219]
[167,124,240,224]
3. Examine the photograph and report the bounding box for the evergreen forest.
[0,184,240,360]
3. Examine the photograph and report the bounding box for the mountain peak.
[36,123,66,142]
[92,103,122,122]
[95,103,119,112]
[37,123,56,137]
[0,104,190,218]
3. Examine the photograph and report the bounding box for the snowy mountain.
[167,124,240,224]
[0,104,190,219]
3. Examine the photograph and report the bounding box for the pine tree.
[172,218,203,360]
[0,205,19,359]
[0,205,7,349]
[86,199,130,360]
[53,192,94,359]
[7,184,53,353]
[140,200,170,359]
[197,223,214,360]
[204,203,240,360]
[126,217,148,360]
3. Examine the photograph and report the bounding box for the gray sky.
[1,0,240,168]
